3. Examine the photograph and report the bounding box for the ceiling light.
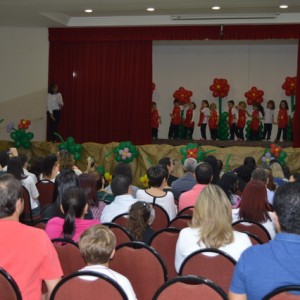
[279,4,288,9]
[84,9,93,13]
[147,7,155,12]
[212,6,221,10]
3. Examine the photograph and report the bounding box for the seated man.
[178,162,212,212]
[171,158,197,200]
[229,182,300,300]
[78,224,137,300]
[101,175,137,223]
[0,174,62,300]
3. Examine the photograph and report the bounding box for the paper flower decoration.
[113,141,138,163]
[261,144,287,165]
[140,174,149,188]
[244,87,264,105]
[180,143,216,164]
[209,78,230,98]
[7,119,34,149]
[173,87,193,105]
[55,133,82,161]
[282,76,297,96]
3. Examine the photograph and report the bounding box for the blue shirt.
[230,233,300,300]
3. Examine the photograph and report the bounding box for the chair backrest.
[33,218,49,230]
[50,270,128,300]
[262,285,300,300]
[168,215,192,230]
[51,238,86,276]
[19,186,33,224]
[232,219,271,243]
[177,206,194,216]
[36,179,55,208]
[149,228,180,279]
[110,241,168,300]
[112,213,129,228]
[0,268,22,300]
[153,275,228,300]
[242,231,263,245]
[178,248,236,293]
[151,204,170,231]
[102,222,133,246]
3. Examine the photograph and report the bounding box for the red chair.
[153,275,227,300]
[262,285,300,299]
[112,213,129,228]
[102,222,133,246]
[178,248,236,294]
[20,186,40,225]
[0,268,22,300]
[168,215,192,230]
[177,206,194,216]
[149,227,180,279]
[36,179,55,209]
[110,241,167,300]
[50,270,128,300]
[151,204,170,231]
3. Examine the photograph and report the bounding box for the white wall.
[153,40,298,140]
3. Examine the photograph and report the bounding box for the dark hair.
[158,157,172,168]
[0,174,23,218]
[111,175,131,196]
[203,155,220,184]
[251,167,268,184]
[236,164,255,192]
[127,201,152,242]
[217,159,223,172]
[18,154,28,167]
[239,180,270,223]
[79,173,98,207]
[228,100,235,105]
[279,99,289,110]
[113,163,133,183]
[202,100,209,107]
[89,171,104,191]
[243,157,256,168]
[48,82,58,94]
[28,156,44,182]
[62,187,87,240]
[273,182,300,234]
[267,100,275,110]
[147,165,168,188]
[218,172,238,200]
[195,162,213,184]
[173,99,179,105]
[42,154,58,178]
[0,151,9,168]
[190,102,197,109]
[7,157,26,180]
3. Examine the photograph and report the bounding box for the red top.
[250,110,260,131]
[184,109,194,128]
[171,106,181,125]
[236,109,246,128]
[278,109,288,128]
[151,109,160,128]
[209,110,218,129]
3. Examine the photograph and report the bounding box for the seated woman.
[136,164,177,221]
[175,184,251,273]
[232,180,276,239]
[269,160,288,187]
[41,154,60,182]
[126,201,155,244]
[45,186,99,242]
[58,150,82,176]
[218,172,241,208]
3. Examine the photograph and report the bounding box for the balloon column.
[180,143,216,164]
[55,133,82,161]
[261,144,287,165]
[113,141,138,163]
[209,78,230,140]
[282,76,296,111]
[7,119,34,149]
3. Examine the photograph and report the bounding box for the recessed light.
[279,4,288,9]
[85,9,93,13]
[147,7,155,12]
[212,6,221,10]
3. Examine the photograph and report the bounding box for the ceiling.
[1,0,300,28]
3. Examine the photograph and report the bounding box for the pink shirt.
[178,184,207,212]
[45,217,100,242]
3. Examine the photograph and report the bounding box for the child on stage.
[183,102,196,140]
[249,104,262,141]
[236,101,249,141]
[151,101,161,139]
[208,103,219,140]
[262,100,275,141]
[168,99,181,139]
[228,100,237,140]
[274,100,289,142]
[198,100,210,140]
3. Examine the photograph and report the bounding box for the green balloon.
[73,152,81,160]
[75,144,82,152]
[26,132,34,139]
[10,132,16,139]
[67,137,75,145]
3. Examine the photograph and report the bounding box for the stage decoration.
[104,172,112,184]
[55,133,83,161]
[209,78,230,115]
[140,174,149,188]
[282,76,297,112]
[180,143,216,164]
[218,112,229,141]
[113,141,138,163]
[245,120,263,141]
[0,118,3,124]
[7,119,34,149]
[96,166,105,175]
[224,154,232,172]
[261,144,287,165]
[244,87,264,105]
[173,87,193,105]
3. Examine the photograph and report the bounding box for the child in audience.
[183,102,196,140]
[228,100,237,140]
[208,103,219,140]
[198,100,210,140]
[151,101,161,139]
[274,100,289,142]
[168,99,181,139]
[78,225,137,300]
[249,104,261,141]
[236,101,249,141]
[262,100,275,141]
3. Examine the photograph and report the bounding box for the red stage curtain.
[293,40,300,147]
[49,41,152,144]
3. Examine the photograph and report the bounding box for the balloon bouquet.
[7,119,34,149]
[261,143,288,165]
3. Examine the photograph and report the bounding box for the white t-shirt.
[21,176,39,209]
[80,265,137,300]
[264,108,275,124]
[47,93,64,114]
[175,227,251,273]
[135,189,177,221]
[201,107,210,124]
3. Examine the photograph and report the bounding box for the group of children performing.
[151,98,291,142]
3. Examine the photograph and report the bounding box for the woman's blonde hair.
[191,184,233,248]
[270,161,285,179]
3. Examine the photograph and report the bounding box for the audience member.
[28,156,44,182]
[158,157,178,186]
[178,162,212,212]
[171,158,197,200]
[89,171,114,204]
[0,174,62,300]
[126,201,155,244]
[203,155,220,184]
[217,172,240,208]
[19,153,37,183]
[175,184,251,273]
[229,182,300,299]
[101,175,137,223]
[270,160,288,187]
[289,173,300,183]
[78,224,137,300]
[41,154,60,182]
[58,150,82,175]
[136,164,177,220]
[45,186,99,241]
